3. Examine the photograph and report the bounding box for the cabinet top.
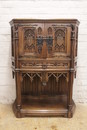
[9,19,80,25]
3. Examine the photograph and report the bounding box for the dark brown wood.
[10,19,79,118]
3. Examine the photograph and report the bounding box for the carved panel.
[48,73,69,82]
[24,28,35,53]
[20,61,69,69]
[22,72,68,83]
[22,73,42,82]
[54,29,66,52]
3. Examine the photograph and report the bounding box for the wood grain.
[10,19,79,118]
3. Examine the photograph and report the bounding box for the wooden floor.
[0,103,87,130]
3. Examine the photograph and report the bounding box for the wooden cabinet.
[10,19,80,118]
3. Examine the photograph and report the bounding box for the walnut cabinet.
[10,19,79,118]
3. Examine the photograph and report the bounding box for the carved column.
[68,24,75,117]
[15,72,22,117]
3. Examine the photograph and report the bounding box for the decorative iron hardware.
[36,36,43,46]
[46,36,53,46]
[37,36,53,45]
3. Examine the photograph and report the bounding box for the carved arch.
[38,27,42,35]
[48,27,52,35]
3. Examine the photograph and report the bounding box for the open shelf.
[21,95,68,117]
[13,95,75,117]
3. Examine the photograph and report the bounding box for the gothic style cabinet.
[10,19,79,118]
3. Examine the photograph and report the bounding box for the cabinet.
[10,19,79,118]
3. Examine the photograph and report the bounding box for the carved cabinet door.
[18,23,44,58]
[18,23,71,59]
[44,23,71,58]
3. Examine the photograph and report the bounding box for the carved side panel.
[75,26,78,57]
[54,29,66,52]
[74,26,78,78]
[11,26,14,57]
[13,24,19,68]
[24,28,35,53]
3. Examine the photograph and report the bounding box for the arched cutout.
[48,27,52,35]
[38,27,42,35]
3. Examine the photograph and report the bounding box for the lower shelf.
[13,95,76,118]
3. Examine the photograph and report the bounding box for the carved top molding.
[9,19,80,26]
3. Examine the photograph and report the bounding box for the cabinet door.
[44,23,71,58]
[18,23,71,59]
[18,23,44,58]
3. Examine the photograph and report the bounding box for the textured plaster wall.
[0,0,87,104]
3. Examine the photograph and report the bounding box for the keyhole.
[42,82,47,86]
